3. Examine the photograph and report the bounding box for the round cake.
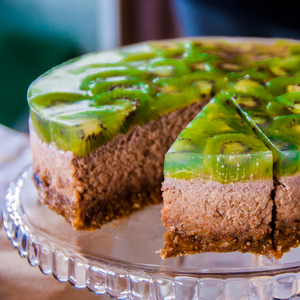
[28,37,300,259]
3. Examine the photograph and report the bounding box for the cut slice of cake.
[161,94,274,258]
[228,77,300,254]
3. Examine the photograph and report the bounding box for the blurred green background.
[0,0,177,132]
[0,0,103,131]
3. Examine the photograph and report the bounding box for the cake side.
[161,177,274,259]
[30,126,83,228]
[274,174,300,253]
[31,101,206,230]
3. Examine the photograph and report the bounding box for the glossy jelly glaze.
[165,94,273,183]
[162,39,300,181]
[28,38,300,180]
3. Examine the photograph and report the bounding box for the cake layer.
[161,177,274,258]
[31,101,206,229]
[28,38,295,156]
[274,174,300,253]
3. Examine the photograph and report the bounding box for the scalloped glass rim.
[3,166,300,299]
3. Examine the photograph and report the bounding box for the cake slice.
[161,94,274,258]
[228,77,300,254]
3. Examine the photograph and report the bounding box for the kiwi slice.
[256,115,300,176]
[93,89,154,127]
[152,77,190,93]
[204,133,267,155]
[119,52,158,63]
[50,101,137,156]
[203,133,272,183]
[90,78,157,97]
[271,115,300,146]
[29,92,88,144]
[141,57,190,77]
[277,55,300,74]
[249,112,272,128]
[80,65,149,90]
[30,109,51,143]
[229,84,277,112]
[290,45,300,55]
[182,42,219,64]
[153,86,202,118]
[117,43,159,63]
[159,48,185,59]
[266,74,300,96]
[277,92,300,114]
[184,71,228,93]
[29,92,86,112]
[233,79,260,92]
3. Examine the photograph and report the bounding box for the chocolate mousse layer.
[30,101,206,230]
[161,177,274,259]
[274,174,300,254]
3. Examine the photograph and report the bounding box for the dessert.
[28,37,300,258]
[29,41,213,230]
[161,94,274,258]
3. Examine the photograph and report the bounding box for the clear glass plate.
[3,166,300,300]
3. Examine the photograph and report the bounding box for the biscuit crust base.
[30,101,206,230]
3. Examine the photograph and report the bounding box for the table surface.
[2,124,300,300]
[0,124,111,300]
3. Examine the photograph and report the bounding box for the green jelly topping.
[226,80,300,177]
[28,38,300,181]
[165,94,273,183]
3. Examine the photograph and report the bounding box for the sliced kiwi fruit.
[28,38,300,166]
[153,77,213,99]
[80,65,150,90]
[203,134,272,183]
[204,133,267,155]
[249,112,272,128]
[117,43,159,63]
[277,92,300,114]
[93,89,154,127]
[150,41,184,59]
[152,86,202,117]
[277,55,300,74]
[182,41,218,64]
[233,79,260,92]
[184,70,228,93]
[271,115,300,145]
[229,84,277,113]
[30,109,51,143]
[140,57,190,77]
[266,74,300,96]
[50,101,137,156]
[152,77,191,93]
[29,92,88,144]
[90,78,157,97]
[29,92,86,109]
[119,52,158,63]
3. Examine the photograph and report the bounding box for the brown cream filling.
[161,174,300,259]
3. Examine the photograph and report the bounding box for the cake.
[28,37,300,258]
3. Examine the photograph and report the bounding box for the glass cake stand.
[3,167,300,300]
